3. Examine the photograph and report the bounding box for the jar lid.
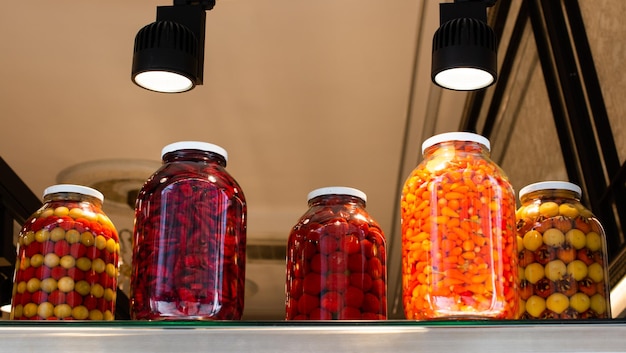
[421,132,491,154]
[307,186,367,203]
[519,181,582,199]
[43,184,104,202]
[161,141,228,162]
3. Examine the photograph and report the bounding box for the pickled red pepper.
[401,135,518,319]
[131,143,246,320]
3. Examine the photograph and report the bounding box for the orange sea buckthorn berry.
[401,133,517,320]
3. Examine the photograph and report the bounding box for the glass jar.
[130,141,247,320]
[10,184,119,320]
[286,187,387,320]
[516,181,611,319]
[401,132,518,319]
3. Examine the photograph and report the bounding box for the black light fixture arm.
[455,0,496,5]
[173,0,216,11]
[440,0,496,24]
[153,1,215,86]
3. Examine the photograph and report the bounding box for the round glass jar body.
[10,184,119,320]
[130,141,247,320]
[401,132,518,319]
[516,181,611,319]
[286,187,387,320]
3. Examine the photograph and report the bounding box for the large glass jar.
[130,141,247,320]
[401,132,518,319]
[516,181,611,319]
[286,187,387,320]
[10,184,119,320]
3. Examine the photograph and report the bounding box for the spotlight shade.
[132,21,200,93]
[432,17,497,91]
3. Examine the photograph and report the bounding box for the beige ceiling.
[1,0,477,319]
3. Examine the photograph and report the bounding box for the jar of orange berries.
[516,181,611,319]
[401,132,518,320]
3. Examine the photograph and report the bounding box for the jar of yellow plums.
[516,181,610,319]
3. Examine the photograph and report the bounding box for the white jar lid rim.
[421,132,490,154]
[43,184,104,202]
[307,186,367,203]
[161,141,228,162]
[519,181,582,199]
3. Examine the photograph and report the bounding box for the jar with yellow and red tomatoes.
[10,184,119,320]
[516,181,611,319]
[401,132,518,320]
[130,141,247,320]
[286,187,387,320]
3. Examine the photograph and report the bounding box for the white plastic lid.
[307,186,367,203]
[43,184,104,202]
[421,132,490,154]
[161,141,228,162]
[519,181,582,199]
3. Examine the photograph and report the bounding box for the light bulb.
[434,67,494,91]
[133,71,194,93]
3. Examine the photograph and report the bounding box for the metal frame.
[460,0,626,287]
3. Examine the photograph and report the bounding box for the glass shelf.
[2,319,626,353]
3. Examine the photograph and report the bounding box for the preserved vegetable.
[131,141,246,320]
[401,132,518,319]
[11,184,119,320]
[516,181,611,319]
[286,187,386,320]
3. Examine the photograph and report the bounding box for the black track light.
[431,0,497,91]
[131,1,215,93]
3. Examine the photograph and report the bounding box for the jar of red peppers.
[401,132,518,319]
[130,141,247,320]
[516,181,611,319]
[10,184,119,320]
[286,187,387,320]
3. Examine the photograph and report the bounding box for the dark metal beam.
[0,157,40,224]
[1,203,15,305]
[526,0,580,184]
[537,0,620,259]
[481,0,527,139]
[459,0,513,132]
[563,0,626,245]
[0,156,41,274]
[0,204,15,265]
[460,0,626,282]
